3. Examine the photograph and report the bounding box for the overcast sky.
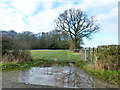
[0,0,118,47]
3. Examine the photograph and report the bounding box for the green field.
[30,50,83,62]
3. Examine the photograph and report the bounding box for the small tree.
[2,35,14,55]
[54,8,99,49]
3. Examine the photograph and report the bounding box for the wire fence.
[30,48,98,64]
[30,45,119,70]
[30,49,89,62]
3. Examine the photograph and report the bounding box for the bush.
[2,50,33,63]
[19,50,33,62]
[97,45,119,70]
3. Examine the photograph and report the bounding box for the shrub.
[97,45,119,70]
[19,50,33,62]
[2,50,33,63]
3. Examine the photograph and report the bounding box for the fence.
[31,49,88,62]
[86,47,97,64]
[86,45,119,70]
[30,45,119,70]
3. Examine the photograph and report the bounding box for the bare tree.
[54,8,99,49]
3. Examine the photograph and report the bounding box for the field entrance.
[31,49,86,62]
[2,49,118,88]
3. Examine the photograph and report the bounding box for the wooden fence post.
[96,47,99,66]
[92,47,94,64]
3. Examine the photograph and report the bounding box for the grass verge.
[74,60,120,85]
[0,59,70,72]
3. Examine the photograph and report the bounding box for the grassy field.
[30,50,83,62]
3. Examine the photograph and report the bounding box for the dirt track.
[2,80,56,88]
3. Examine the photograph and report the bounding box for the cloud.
[96,7,118,36]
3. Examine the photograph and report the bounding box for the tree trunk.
[74,40,78,49]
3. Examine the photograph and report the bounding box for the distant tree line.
[2,30,72,55]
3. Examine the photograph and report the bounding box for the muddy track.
[2,80,56,88]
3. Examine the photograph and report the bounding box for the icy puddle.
[2,65,118,88]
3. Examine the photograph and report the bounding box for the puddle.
[2,65,118,88]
